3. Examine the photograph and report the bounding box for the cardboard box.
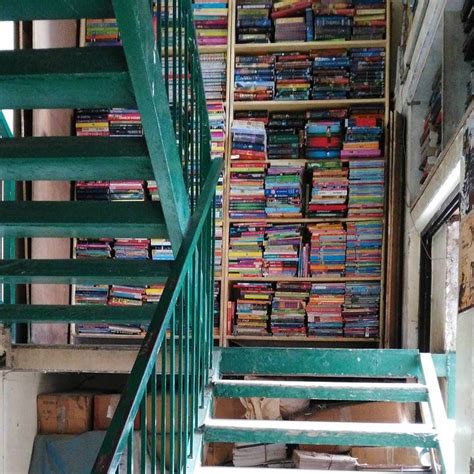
[296,402,414,454]
[351,447,425,469]
[37,392,93,434]
[213,397,246,419]
[94,394,140,431]
[205,443,234,466]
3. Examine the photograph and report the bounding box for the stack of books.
[208,101,226,160]
[349,48,385,99]
[313,8,353,41]
[109,285,144,306]
[274,17,307,42]
[233,443,287,467]
[236,0,272,44]
[75,181,109,200]
[215,174,224,273]
[75,239,113,259]
[193,1,228,46]
[342,106,384,160]
[263,224,302,276]
[232,282,273,335]
[114,239,150,260]
[200,53,227,100]
[419,69,442,184]
[75,285,109,306]
[265,165,304,217]
[214,281,221,333]
[306,283,345,337]
[312,51,351,100]
[75,109,109,137]
[308,223,346,276]
[345,221,383,276]
[230,120,267,218]
[275,53,312,100]
[347,159,385,218]
[150,239,174,261]
[308,165,349,217]
[234,55,275,101]
[85,18,120,45]
[108,109,143,137]
[353,0,386,40]
[267,112,305,160]
[143,284,165,304]
[146,181,159,201]
[228,224,266,276]
[270,282,309,336]
[109,181,145,201]
[343,282,380,338]
[305,118,342,161]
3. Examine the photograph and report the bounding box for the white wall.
[0,21,14,131]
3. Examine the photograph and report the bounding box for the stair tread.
[0,304,156,323]
[0,201,167,238]
[0,136,153,180]
[213,379,428,402]
[0,1,114,20]
[0,47,134,109]
[0,259,171,284]
[197,468,391,474]
[204,418,438,448]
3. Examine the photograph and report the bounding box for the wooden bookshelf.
[218,0,393,347]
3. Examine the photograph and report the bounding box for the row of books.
[419,67,442,185]
[234,49,385,101]
[193,0,228,46]
[229,280,380,337]
[228,222,382,277]
[75,180,157,202]
[235,0,386,44]
[75,238,173,261]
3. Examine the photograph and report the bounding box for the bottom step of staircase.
[196,467,392,474]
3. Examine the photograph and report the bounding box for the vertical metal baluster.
[150,373,157,473]
[196,237,203,409]
[183,4,190,193]
[210,204,216,368]
[178,0,184,178]
[169,309,176,473]
[192,250,199,432]
[160,339,167,474]
[156,0,162,50]
[164,0,169,96]
[127,431,134,474]
[177,291,184,473]
[172,0,177,123]
[140,391,147,474]
[184,270,192,462]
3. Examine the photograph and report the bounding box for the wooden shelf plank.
[226,335,379,343]
[232,98,385,112]
[227,276,381,282]
[235,39,388,54]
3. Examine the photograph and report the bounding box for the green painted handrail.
[93,157,222,472]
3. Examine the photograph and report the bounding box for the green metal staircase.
[0,2,455,473]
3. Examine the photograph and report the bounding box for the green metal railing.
[92,1,219,471]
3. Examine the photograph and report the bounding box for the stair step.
[0,304,156,323]
[0,47,134,110]
[0,137,153,180]
[0,259,171,284]
[203,419,438,448]
[0,1,114,20]
[0,201,167,238]
[213,379,428,403]
[196,468,390,474]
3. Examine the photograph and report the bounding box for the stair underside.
[0,201,168,238]
[0,47,135,109]
[0,137,154,180]
[0,259,171,284]
[0,1,115,20]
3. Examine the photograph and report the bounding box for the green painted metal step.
[0,137,153,180]
[213,379,428,403]
[0,1,114,20]
[0,201,167,238]
[0,305,156,323]
[218,348,422,379]
[203,418,438,449]
[0,259,171,284]
[0,47,134,110]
